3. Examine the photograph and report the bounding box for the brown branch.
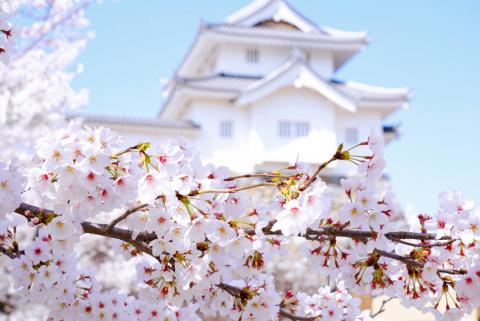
[224,173,288,181]
[383,231,450,241]
[106,203,149,231]
[305,227,450,241]
[437,268,467,275]
[216,283,242,296]
[13,202,466,276]
[246,223,446,242]
[373,249,466,275]
[81,222,154,255]
[14,202,155,256]
[391,238,457,248]
[373,249,423,268]
[14,202,453,244]
[0,246,23,260]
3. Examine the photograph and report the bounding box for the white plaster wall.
[214,43,290,76]
[90,103,387,178]
[213,43,334,78]
[184,99,253,172]
[248,87,338,167]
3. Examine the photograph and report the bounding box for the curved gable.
[236,58,356,112]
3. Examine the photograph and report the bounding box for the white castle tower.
[79,0,410,178]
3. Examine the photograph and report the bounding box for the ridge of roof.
[172,71,410,103]
[68,112,200,129]
[225,0,319,33]
[205,23,367,42]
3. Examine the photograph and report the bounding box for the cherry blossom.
[0,125,478,321]
[0,0,95,163]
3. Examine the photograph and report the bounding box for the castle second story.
[175,0,368,80]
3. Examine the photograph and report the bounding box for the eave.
[176,24,367,77]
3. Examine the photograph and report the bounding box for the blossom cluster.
[0,124,479,321]
[282,282,364,321]
[0,0,92,163]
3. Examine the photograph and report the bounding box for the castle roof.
[68,112,200,130]
[176,1,368,77]
[204,23,366,52]
[174,73,409,102]
[225,0,320,32]
[225,0,367,39]
[162,57,410,118]
[176,73,261,92]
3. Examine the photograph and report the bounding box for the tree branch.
[299,156,336,192]
[18,0,91,57]
[14,202,155,256]
[370,297,395,318]
[305,227,450,241]
[390,238,457,248]
[106,203,149,231]
[373,249,423,268]
[224,173,289,181]
[0,246,23,260]
[13,202,466,276]
[82,222,153,255]
[189,182,278,196]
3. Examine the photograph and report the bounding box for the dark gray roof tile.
[67,112,200,129]
[176,73,260,92]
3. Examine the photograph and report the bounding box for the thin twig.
[299,156,336,192]
[224,173,287,181]
[18,0,91,57]
[370,297,395,318]
[190,182,278,196]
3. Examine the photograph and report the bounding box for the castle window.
[345,127,358,144]
[305,52,311,64]
[278,121,292,137]
[246,48,259,63]
[295,122,310,137]
[219,121,233,138]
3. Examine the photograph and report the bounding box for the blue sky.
[73,1,480,214]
